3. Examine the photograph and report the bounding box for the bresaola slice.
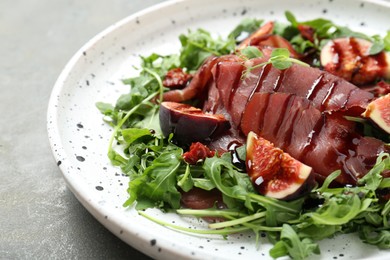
[241,92,319,159]
[162,55,240,103]
[242,92,388,185]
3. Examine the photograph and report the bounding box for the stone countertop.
[0,0,165,259]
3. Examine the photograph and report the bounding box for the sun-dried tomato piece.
[182,142,215,164]
[365,81,390,97]
[297,24,315,43]
[163,68,192,89]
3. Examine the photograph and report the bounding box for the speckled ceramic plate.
[47,0,390,259]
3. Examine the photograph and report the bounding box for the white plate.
[47,0,390,259]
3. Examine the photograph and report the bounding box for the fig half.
[320,37,390,85]
[159,101,230,146]
[246,131,315,200]
[362,93,390,134]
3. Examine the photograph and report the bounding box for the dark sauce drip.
[257,93,271,133]
[273,94,293,139]
[299,116,324,161]
[349,37,365,81]
[340,88,353,110]
[302,193,325,210]
[301,113,363,185]
[306,74,325,101]
[228,141,246,170]
[248,63,272,101]
[330,41,343,71]
[327,143,359,185]
[321,81,337,110]
[336,132,362,184]
[300,49,320,67]
[279,98,302,150]
[272,70,286,92]
[228,66,245,110]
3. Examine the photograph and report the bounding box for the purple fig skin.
[159,102,231,146]
[275,172,316,201]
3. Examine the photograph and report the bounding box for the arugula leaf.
[358,225,390,249]
[308,194,370,225]
[369,35,386,55]
[121,128,152,145]
[384,30,390,51]
[96,102,115,115]
[228,17,263,41]
[125,146,183,210]
[202,156,255,201]
[239,46,263,59]
[177,164,194,192]
[120,53,178,110]
[285,11,298,27]
[270,224,320,260]
[179,28,235,70]
[358,153,389,190]
[284,11,390,55]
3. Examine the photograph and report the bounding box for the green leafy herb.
[283,11,390,58]
[270,224,320,260]
[384,30,390,51]
[239,46,264,59]
[179,28,235,71]
[240,47,309,78]
[228,17,264,41]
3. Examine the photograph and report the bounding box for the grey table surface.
[0,0,166,259]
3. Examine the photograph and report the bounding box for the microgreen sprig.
[238,47,309,79]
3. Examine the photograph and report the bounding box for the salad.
[97,12,390,259]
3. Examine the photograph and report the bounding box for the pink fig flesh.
[362,94,390,134]
[246,132,315,200]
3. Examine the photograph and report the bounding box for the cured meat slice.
[163,55,241,103]
[241,92,388,185]
[243,57,374,115]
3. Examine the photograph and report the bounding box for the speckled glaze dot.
[76,155,85,162]
[96,186,104,191]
